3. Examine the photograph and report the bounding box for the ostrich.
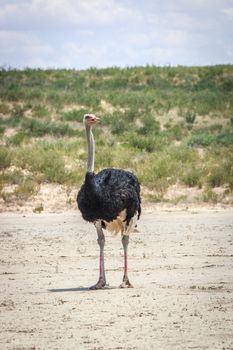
[77,114,141,289]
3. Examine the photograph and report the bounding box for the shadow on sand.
[48,285,118,293]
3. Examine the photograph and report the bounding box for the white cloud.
[0,30,54,67]
[0,0,140,30]
[0,0,232,68]
[222,7,233,20]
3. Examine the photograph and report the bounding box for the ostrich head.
[83,114,99,127]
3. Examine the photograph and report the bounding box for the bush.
[8,131,27,146]
[182,169,201,187]
[32,104,50,118]
[0,103,10,115]
[41,150,67,183]
[13,145,67,183]
[129,133,156,152]
[0,147,11,169]
[62,108,89,121]
[0,126,5,135]
[21,118,76,137]
[14,178,38,201]
[137,114,160,135]
[3,169,24,185]
[187,133,233,146]
[184,110,196,124]
[207,162,232,188]
[202,188,218,203]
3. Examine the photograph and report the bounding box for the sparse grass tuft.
[33,204,44,213]
[184,110,196,124]
[14,178,38,201]
[202,188,218,203]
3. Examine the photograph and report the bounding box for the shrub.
[184,110,196,124]
[13,145,67,183]
[14,178,38,201]
[182,169,201,187]
[8,131,27,146]
[137,114,160,135]
[21,118,76,137]
[0,147,11,169]
[207,161,233,188]
[111,119,127,135]
[32,149,67,183]
[0,126,5,135]
[61,108,89,121]
[0,116,20,128]
[3,169,24,185]
[187,133,233,146]
[0,103,10,115]
[129,133,156,152]
[202,188,218,203]
[170,124,188,141]
[32,104,50,118]
[207,170,224,188]
[217,134,233,145]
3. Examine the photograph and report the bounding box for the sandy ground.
[0,208,233,350]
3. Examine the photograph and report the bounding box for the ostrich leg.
[120,235,133,288]
[90,221,106,289]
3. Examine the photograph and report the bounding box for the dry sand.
[0,208,233,350]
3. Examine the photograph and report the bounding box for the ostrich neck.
[86,125,95,172]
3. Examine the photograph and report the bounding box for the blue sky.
[0,0,233,69]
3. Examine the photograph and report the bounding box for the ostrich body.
[77,114,141,289]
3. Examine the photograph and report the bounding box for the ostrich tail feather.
[103,210,138,236]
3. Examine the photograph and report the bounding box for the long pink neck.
[86,124,95,172]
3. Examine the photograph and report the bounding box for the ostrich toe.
[119,279,133,288]
[89,278,106,290]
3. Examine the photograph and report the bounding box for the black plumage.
[77,168,141,227]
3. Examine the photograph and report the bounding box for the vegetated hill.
[0,65,233,211]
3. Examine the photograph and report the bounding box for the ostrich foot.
[89,278,106,290]
[119,279,133,288]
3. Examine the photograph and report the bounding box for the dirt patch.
[100,99,116,113]
[4,128,17,138]
[62,104,87,112]
[0,184,77,213]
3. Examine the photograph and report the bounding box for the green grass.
[21,118,76,137]
[187,133,233,146]
[61,108,89,121]
[0,65,233,204]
